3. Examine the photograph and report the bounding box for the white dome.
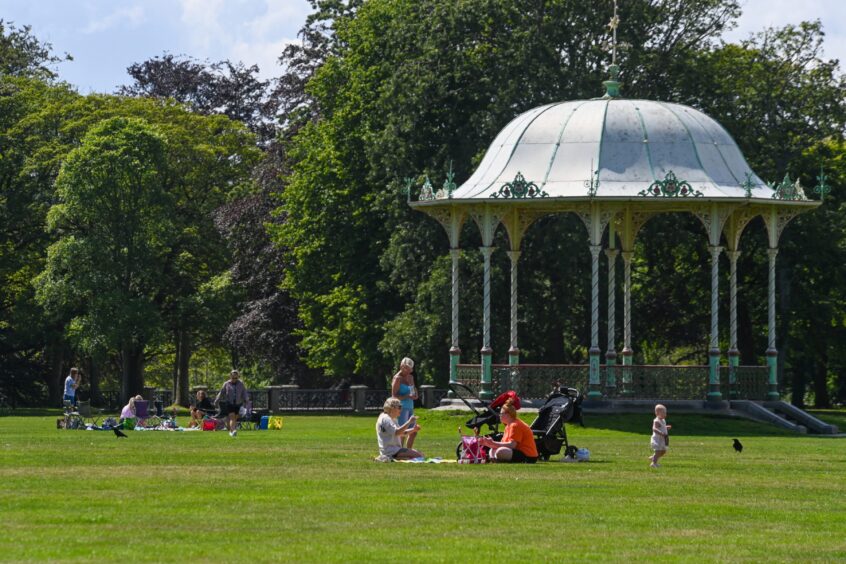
[454,99,771,200]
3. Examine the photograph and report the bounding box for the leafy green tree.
[35,117,174,398]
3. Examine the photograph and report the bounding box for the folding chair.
[134,400,152,427]
[76,400,102,427]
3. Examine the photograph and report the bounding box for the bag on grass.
[202,419,216,431]
[269,416,284,430]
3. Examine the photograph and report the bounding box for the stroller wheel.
[455,442,463,461]
[565,445,578,459]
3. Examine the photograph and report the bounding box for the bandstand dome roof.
[453,98,772,200]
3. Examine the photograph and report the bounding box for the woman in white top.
[376,397,423,460]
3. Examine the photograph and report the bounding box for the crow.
[113,427,128,438]
[732,438,743,453]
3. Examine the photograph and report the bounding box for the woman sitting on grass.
[119,395,143,424]
[478,398,539,463]
[189,390,215,428]
[376,398,423,461]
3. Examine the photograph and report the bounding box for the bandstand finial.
[603,0,622,98]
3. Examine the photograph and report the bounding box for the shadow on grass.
[582,413,802,437]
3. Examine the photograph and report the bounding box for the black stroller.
[530,386,584,460]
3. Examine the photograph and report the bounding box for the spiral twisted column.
[480,246,495,399]
[707,245,723,402]
[726,250,740,398]
[449,248,461,389]
[588,244,602,399]
[767,247,779,400]
[604,248,619,395]
[506,251,521,366]
[621,251,633,392]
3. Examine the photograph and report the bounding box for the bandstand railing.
[456,363,769,401]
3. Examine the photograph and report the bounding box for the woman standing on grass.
[391,357,418,448]
[215,370,248,437]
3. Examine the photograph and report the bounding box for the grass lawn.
[1,410,844,562]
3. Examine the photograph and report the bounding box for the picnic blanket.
[373,456,455,463]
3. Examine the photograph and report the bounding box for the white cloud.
[178,0,228,51]
[82,4,145,34]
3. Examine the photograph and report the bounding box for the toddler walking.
[650,404,671,468]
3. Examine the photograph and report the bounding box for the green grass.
[1,411,844,562]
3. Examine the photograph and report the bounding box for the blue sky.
[0,0,843,94]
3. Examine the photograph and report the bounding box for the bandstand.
[408,62,828,408]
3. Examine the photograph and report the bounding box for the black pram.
[530,386,584,460]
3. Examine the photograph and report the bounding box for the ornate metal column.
[726,250,740,398]
[708,245,723,402]
[507,250,521,365]
[767,247,779,400]
[621,250,633,392]
[480,245,495,399]
[605,247,619,395]
[449,248,461,389]
[589,243,602,399]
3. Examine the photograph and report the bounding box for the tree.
[273,0,755,384]
[35,117,174,399]
[0,19,70,79]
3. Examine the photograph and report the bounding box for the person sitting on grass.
[376,398,423,461]
[478,398,539,463]
[189,390,215,428]
[119,395,143,424]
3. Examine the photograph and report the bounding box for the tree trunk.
[44,342,65,406]
[790,363,805,409]
[121,344,145,401]
[174,330,191,407]
[812,353,831,408]
[86,356,103,405]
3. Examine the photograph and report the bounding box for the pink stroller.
[458,429,487,464]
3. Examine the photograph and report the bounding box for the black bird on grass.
[113,427,128,438]
[732,438,743,453]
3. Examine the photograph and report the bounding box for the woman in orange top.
[478,398,539,463]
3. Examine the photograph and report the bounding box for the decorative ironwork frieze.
[814,166,831,200]
[441,161,457,199]
[740,172,755,199]
[585,165,600,197]
[419,176,435,201]
[639,171,702,198]
[770,174,807,201]
[491,172,548,199]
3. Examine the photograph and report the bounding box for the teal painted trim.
[681,104,744,186]
[540,100,590,189]
[449,354,459,385]
[661,102,720,193]
[707,353,722,401]
[465,109,544,198]
[508,353,520,366]
[588,350,602,399]
[479,103,560,196]
[594,99,612,191]
[606,358,617,388]
[767,354,779,400]
[630,100,657,182]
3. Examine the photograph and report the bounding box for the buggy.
[451,383,584,461]
[530,386,584,460]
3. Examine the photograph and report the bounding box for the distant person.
[478,398,538,463]
[390,357,418,448]
[63,367,80,407]
[120,395,143,423]
[650,404,671,468]
[215,370,248,437]
[189,390,215,428]
[376,398,423,461]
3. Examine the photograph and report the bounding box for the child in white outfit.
[650,404,671,468]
